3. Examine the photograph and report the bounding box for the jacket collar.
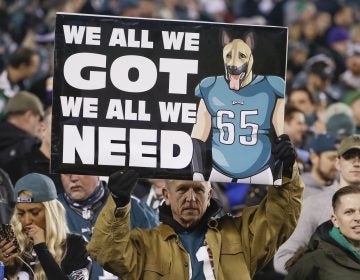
[310,221,360,268]
[158,223,177,240]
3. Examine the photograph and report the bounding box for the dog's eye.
[226,52,232,59]
[239,53,246,59]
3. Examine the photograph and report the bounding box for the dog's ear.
[244,32,255,50]
[221,29,232,46]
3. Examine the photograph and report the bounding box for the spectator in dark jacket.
[0,91,43,167]
[286,185,360,279]
[0,168,14,224]
[3,106,63,193]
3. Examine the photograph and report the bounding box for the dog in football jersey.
[191,31,285,185]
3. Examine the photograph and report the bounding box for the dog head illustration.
[222,32,254,90]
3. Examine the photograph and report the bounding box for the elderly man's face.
[332,193,360,243]
[163,180,212,229]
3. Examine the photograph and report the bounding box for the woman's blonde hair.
[8,195,68,280]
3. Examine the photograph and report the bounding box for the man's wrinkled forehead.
[166,180,210,189]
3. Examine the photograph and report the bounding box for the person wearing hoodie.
[87,135,303,280]
[285,185,360,279]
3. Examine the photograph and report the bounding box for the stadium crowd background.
[1,0,360,143]
[1,0,360,279]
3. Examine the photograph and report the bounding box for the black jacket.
[0,121,41,167]
[5,233,92,280]
[3,148,63,193]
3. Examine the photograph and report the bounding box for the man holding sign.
[87,134,303,280]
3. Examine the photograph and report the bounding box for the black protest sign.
[52,13,287,185]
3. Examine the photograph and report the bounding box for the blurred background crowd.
[1,0,360,279]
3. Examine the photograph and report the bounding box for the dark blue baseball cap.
[309,133,339,153]
[14,173,57,203]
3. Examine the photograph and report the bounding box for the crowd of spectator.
[1,0,360,279]
[0,0,359,149]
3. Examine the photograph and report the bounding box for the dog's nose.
[227,65,240,75]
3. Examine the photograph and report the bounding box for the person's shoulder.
[67,232,87,241]
[66,233,88,245]
[0,121,21,134]
[303,188,336,205]
[264,75,284,83]
[287,248,322,276]
[130,195,159,227]
[300,192,335,228]
[300,172,312,180]
[198,76,218,88]
[130,195,155,210]
[217,213,242,228]
[264,75,285,93]
[57,193,66,204]
[130,195,145,207]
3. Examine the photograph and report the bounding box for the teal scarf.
[329,226,360,262]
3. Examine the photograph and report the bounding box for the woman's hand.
[25,224,45,245]
[0,239,19,262]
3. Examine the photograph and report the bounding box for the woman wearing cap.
[0,173,91,280]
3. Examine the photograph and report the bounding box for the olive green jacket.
[87,169,304,280]
[285,221,360,280]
